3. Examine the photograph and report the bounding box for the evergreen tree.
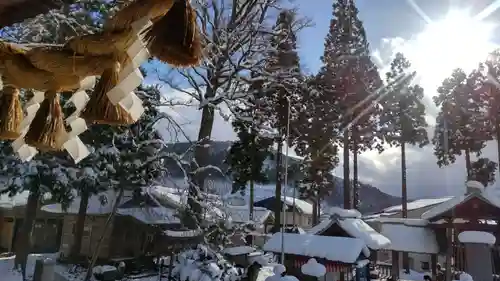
[433,68,490,176]
[261,9,303,229]
[226,76,274,220]
[379,53,429,217]
[295,76,339,224]
[316,0,380,209]
[470,158,497,187]
[481,51,500,178]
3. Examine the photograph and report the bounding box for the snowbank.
[458,231,496,245]
[301,258,326,277]
[263,233,369,263]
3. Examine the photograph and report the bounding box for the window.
[421,261,430,271]
[307,216,313,226]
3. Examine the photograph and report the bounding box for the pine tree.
[317,0,380,209]
[379,53,429,217]
[433,68,490,176]
[261,9,303,229]
[470,158,497,187]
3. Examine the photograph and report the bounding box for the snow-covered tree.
[379,53,428,218]
[316,0,381,209]
[433,68,490,176]
[260,9,304,229]
[295,76,339,224]
[470,158,497,187]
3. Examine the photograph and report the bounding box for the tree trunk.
[465,149,472,180]
[352,136,359,210]
[14,189,39,280]
[274,140,283,230]
[194,103,216,191]
[249,179,254,222]
[343,130,351,209]
[70,189,90,260]
[83,188,124,281]
[496,121,500,180]
[401,141,410,272]
[317,198,321,222]
[312,200,318,225]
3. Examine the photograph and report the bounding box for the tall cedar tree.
[295,76,339,224]
[378,53,428,272]
[226,75,273,220]
[317,0,380,209]
[379,53,429,217]
[470,158,498,187]
[482,50,500,178]
[262,10,303,229]
[433,68,490,176]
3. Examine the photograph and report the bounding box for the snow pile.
[263,233,369,263]
[460,273,473,281]
[273,264,286,275]
[301,258,326,277]
[327,207,361,218]
[458,231,496,245]
[257,266,275,281]
[466,181,484,193]
[92,265,116,274]
[172,245,243,281]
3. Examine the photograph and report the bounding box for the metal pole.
[280,97,291,264]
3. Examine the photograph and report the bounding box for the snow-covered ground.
[1,253,59,281]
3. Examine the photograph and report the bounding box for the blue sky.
[152,0,500,199]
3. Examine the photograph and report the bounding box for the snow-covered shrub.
[171,245,244,281]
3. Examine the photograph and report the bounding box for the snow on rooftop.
[383,197,453,213]
[224,205,271,224]
[41,189,131,215]
[116,207,180,224]
[371,217,429,226]
[0,191,31,209]
[282,197,313,215]
[263,233,369,263]
[337,218,391,250]
[327,207,361,218]
[380,223,439,254]
[301,258,326,277]
[458,231,496,245]
[223,246,256,256]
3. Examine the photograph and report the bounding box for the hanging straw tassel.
[143,0,202,67]
[104,0,175,31]
[0,86,22,140]
[81,61,133,125]
[24,91,65,152]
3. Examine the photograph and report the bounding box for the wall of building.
[59,215,114,259]
[282,211,313,228]
[377,250,445,273]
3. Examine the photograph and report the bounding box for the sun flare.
[405,9,496,84]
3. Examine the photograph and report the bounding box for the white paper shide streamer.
[107,18,150,122]
[12,90,45,161]
[61,76,96,164]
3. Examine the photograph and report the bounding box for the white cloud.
[357,33,500,199]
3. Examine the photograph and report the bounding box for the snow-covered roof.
[458,231,496,245]
[41,189,132,215]
[327,207,361,218]
[383,197,453,213]
[0,191,31,209]
[282,197,313,215]
[222,246,256,256]
[369,217,429,226]
[224,205,271,224]
[263,233,369,264]
[116,207,180,224]
[308,214,390,250]
[337,218,390,250]
[380,223,439,254]
[421,190,500,220]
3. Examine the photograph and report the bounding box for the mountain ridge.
[164,141,401,213]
